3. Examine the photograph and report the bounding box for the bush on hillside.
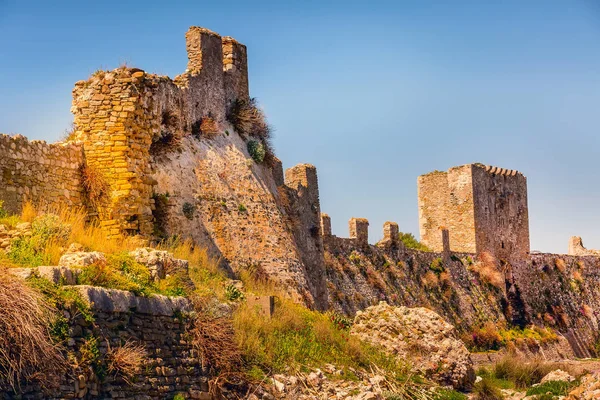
[398,232,431,252]
[247,140,266,163]
[226,98,271,140]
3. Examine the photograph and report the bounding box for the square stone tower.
[417,163,530,261]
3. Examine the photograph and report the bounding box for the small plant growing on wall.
[150,110,183,156]
[199,116,219,137]
[226,98,271,139]
[247,140,266,163]
[429,258,445,274]
[0,200,7,218]
[80,165,109,211]
[182,202,195,220]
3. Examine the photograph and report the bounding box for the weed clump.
[469,251,504,290]
[226,98,271,139]
[80,165,110,210]
[472,376,504,400]
[0,268,67,392]
[247,140,266,163]
[106,340,147,384]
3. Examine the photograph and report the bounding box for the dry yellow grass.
[470,251,505,290]
[0,267,67,391]
[106,340,147,383]
[554,258,567,273]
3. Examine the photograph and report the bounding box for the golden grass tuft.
[189,298,242,373]
[470,251,504,290]
[106,340,147,383]
[80,165,110,209]
[21,201,37,223]
[554,258,567,273]
[199,117,219,137]
[0,268,67,392]
[491,354,575,389]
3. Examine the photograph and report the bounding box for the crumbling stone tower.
[70,26,249,237]
[418,163,530,261]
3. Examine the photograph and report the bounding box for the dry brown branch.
[0,268,67,392]
[189,300,242,374]
[106,340,147,384]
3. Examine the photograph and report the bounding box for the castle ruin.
[2,26,600,360]
[418,163,530,261]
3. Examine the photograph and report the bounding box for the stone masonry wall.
[6,287,209,400]
[418,165,476,253]
[324,213,600,357]
[283,164,328,309]
[72,69,158,237]
[323,217,507,331]
[0,134,84,214]
[418,163,529,261]
[471,164,530,261]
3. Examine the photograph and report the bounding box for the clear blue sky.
[1,0,599,253]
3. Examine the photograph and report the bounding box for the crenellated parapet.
[349,217,369,246]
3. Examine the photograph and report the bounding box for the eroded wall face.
[0,134,84,214]
[72,70,158,237]
[471,165,529,261]
[418,165,476,253]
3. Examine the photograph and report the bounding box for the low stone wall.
[0,134,84,214]
[6,287,209,400]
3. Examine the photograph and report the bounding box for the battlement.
[476,163,523,177]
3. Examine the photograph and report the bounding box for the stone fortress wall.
[14,287,209,399]
[0,134,84,214]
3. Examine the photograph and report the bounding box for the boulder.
[568,373,600,399]
[129,247,189,281]
[351,301,475,390]
[7,267,35,280]
[59,250,105,268]
[37,266,81,285]
[541,369,575,384]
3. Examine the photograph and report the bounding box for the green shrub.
[526,380,578,397]
[0,200,7,219]
[225,283,245,302]
[7,236,51,267]
[27,276,94,324]
[7,214,71,267]
[434,389,468,400]
[247,140,266,163]
[78,253,156,296]
[80,335,106,379]
[472,376,503,400]
[182,202,195,220]
[238,204,247,212]
[398,232,431,251]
